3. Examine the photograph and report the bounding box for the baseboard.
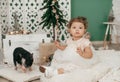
[92,41,119,45]
[92,41,104,45]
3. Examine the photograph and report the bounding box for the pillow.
[0,65,40,82]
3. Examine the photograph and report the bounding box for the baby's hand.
[54,41,60,47]
[76,47,83,55]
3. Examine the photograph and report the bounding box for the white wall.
[112,0,120,43]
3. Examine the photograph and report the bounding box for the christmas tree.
[40,0,67,41]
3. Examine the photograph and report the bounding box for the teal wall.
[71,0,112,41]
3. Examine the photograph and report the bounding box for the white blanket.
[99,67,120,82]
[40,63,111,82]
[40,50,120,82]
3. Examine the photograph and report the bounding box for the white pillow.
[0,65,40,82]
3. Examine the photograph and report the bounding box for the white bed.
[40,50,120,82]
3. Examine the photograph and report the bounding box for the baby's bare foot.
[58,68,64,74]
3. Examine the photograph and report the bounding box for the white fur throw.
[0,65,40,82]
[40,50,120,82]
[99,67,120,82]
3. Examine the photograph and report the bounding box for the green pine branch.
[40,0,68,41]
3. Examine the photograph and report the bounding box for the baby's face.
[69,22,86,40]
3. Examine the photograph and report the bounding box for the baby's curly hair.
[67,16,88,29]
